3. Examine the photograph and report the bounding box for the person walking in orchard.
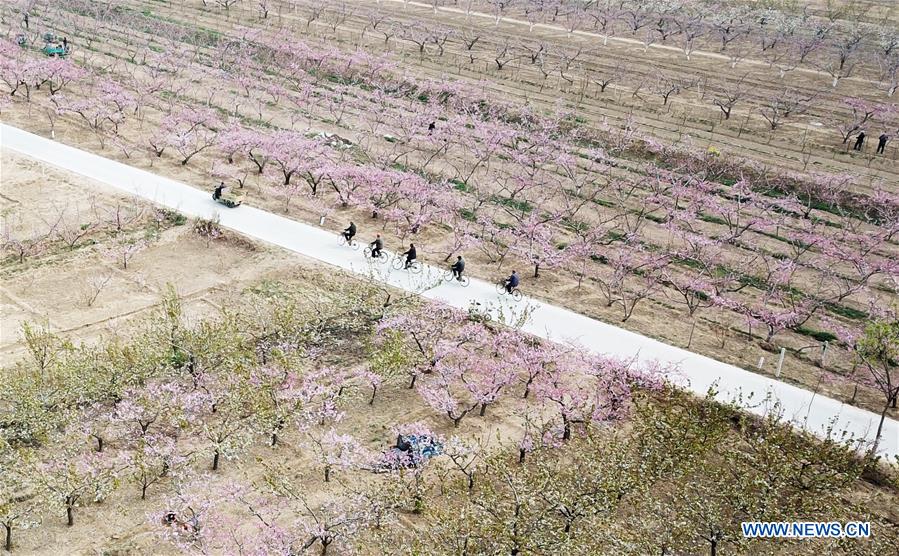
[877,133,889,155]
[854,131,866,151]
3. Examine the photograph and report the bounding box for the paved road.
[3,123,896,458]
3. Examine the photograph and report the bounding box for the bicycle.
[363,246,388,262]
[338,234,359,250]
[467,301,492,323]
[495,280,523,301]
[443,269,470,287]
[392,256,423,274]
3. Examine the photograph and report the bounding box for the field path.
[3,123,896,459]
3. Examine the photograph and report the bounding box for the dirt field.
[0,149,301,367]
[1,0,895,419]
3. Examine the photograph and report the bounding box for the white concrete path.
[2,123,896,458]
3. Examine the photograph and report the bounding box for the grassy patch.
[672,256,704,270]
[561,217,590,234]
[825,302,867,320]
[794,327,837,343]
[450,178,470,193]
[699,213,728,226]
[492,195,533,214]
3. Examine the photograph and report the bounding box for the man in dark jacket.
[853,131,866,151]
[877,133,889,154]
[451,255,465,281]
[343,221,356,242]
[370,234,384,259]
[213,182,225,200]
[402,243,417,269]
[505,270,519,293]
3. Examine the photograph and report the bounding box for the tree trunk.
[5,523,12,552]
[479,403,487,416]
[872,398,892,455]
[212,450,220,471]
[66,504,74,527]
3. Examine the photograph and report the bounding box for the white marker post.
[758,357,765,370]
[821,342,828,369]
[776,347,786,378]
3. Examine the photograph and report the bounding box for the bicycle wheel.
[495,282,507,295]
[443,269,456,282]
[410,261,423,274]
[391,257,404,270]
[459,276,470,287]
[511,289,523,302]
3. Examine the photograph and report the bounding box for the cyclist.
[504,270,519,294]
[212,181,225,200]
[343,221,357,243]
[370,234,384,259]
[451,255,465,281]
[401,243,417,269]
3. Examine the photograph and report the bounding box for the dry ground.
[1,150,534,554]
[0,149,300,367]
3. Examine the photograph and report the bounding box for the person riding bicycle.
[370,234,384,259]
[504,270,519,294]
[402,243,417,269]
[343,221,356,243]
[212,182,225,200]
[451,255,465,281]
